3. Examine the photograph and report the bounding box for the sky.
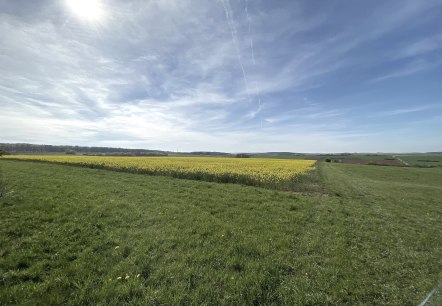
[1,0,442,153]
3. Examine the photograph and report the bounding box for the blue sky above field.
[0,0,441,152]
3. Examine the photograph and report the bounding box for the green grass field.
[396,154,442,167]
[0,160,441,305]
[252,154,395,161]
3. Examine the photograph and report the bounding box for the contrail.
[244,0,256,65]
[244,0,263,119]
[256,86,262,107]
[220,0,251,98]
[250,39,256,65]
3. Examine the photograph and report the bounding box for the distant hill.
[252,152,305,157]
[2,143,439,158]
[187,151,232,156]
[0,144,308,158]
[0,143,168,156]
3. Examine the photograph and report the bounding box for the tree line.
[0,143,168,156]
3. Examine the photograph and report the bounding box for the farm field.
[395,154,442,167]
[254,153,405,166]
[3,155,316,190]
[0,160,441,305]
[266,154,395,161]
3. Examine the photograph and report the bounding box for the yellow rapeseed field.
[4,155,316,188]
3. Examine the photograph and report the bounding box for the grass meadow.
[396,154,442,167]
[0,159,441,305]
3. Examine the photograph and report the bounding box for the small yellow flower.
[136,274,141,278]
[115,246,120,250]
[117,276,122,280]
[125,275,130,280]
[109,278,112,281]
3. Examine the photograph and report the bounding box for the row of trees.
[0,143,168,156]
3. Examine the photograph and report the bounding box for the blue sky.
[0,0,441,152]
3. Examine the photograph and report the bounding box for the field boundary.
[393,156,410,166]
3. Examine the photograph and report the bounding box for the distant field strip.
[395,154,442,167]
[3,155,316,189]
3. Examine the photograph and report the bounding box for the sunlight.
[66,0,105,23]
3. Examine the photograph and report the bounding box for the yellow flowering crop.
[4,155,316,189]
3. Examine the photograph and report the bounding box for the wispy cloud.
[1,0,441,152]
[369,59,442,83]
[375,105,439,116]
[394,34,442,59]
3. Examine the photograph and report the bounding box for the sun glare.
[66,0,105,23]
